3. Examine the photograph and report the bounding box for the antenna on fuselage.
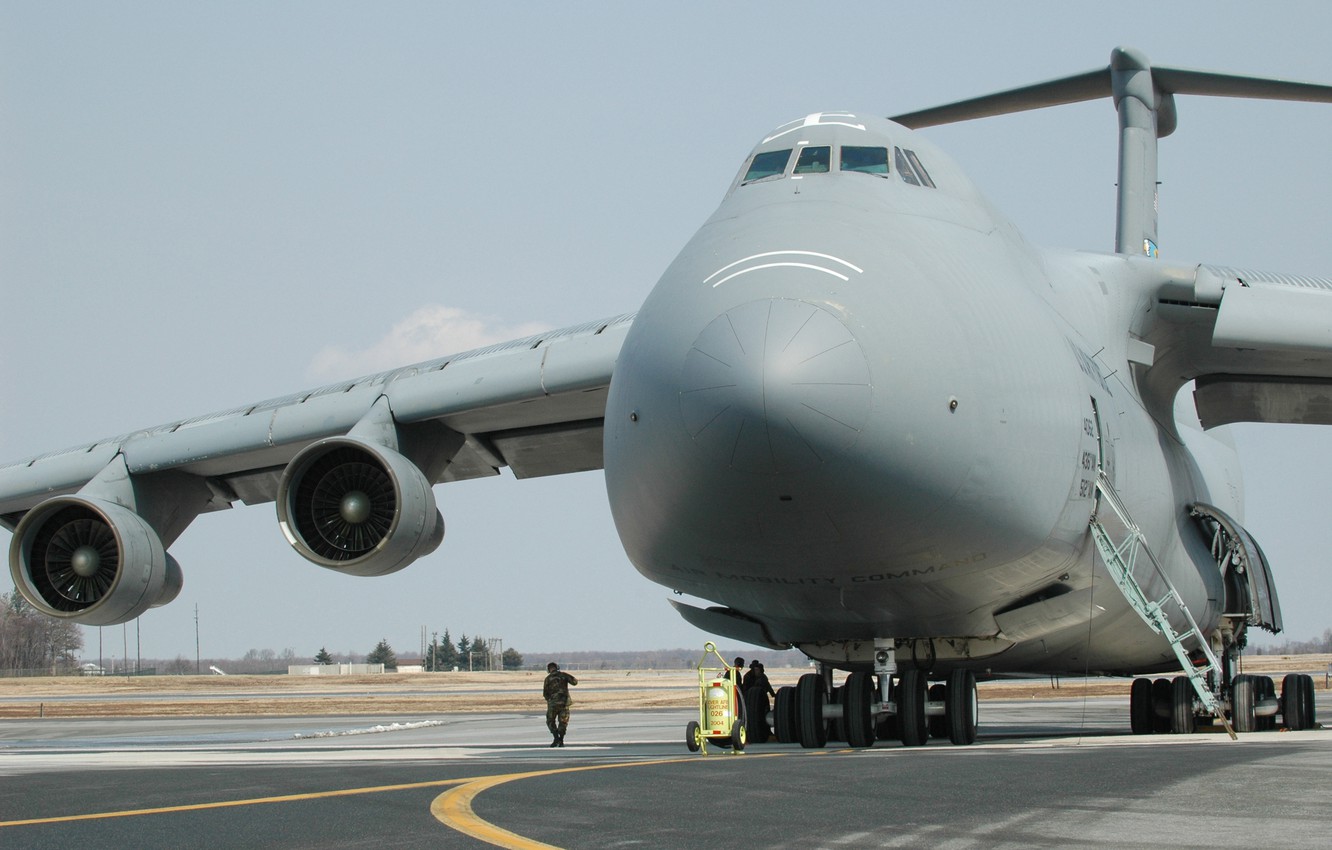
[891,46,1332,257]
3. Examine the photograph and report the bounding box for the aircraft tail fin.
[892,47,1332,257]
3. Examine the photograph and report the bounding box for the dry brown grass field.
[0,655,1326,719]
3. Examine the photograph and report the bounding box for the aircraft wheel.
[774,686,798,743]
[744,687,771,744]
[844,671,875,748]
[1151,678,1173,732]
[1170,676,1195,734]
[927,683,948,739]
[1231,674,1256,733]
[946,669,978,745]
[1300,674,1317,728]
[1130,677,1154,734]
[685,720,701,752]
[1282,673,1315,730]
[898,669,928,747]
[797,673,828,748]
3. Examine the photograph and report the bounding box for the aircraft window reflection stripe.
[743,149,793,183]
[793,145,831,174]
[841,146,889,175]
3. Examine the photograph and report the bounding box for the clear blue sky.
[3,3,1330,662]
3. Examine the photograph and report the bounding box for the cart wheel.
[686,720,701,752]
[731,718,746,751]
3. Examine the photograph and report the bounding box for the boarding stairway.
[1088,470,1234,736]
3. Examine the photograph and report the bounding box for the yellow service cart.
[686,642,746,754]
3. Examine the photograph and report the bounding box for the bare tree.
[0,591,83,673]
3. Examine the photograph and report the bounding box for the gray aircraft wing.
[1130,260,1332,428]
[0,312,633,530]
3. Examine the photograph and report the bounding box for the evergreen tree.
[437,629,459,670]
[366,638,397,670]
[501,648,524,670]
[314,647,334,665]
[456,634,472,667]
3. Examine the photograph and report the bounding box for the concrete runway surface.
[0,694,1327,849]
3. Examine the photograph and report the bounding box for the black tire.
[774,686,798,743]
[946,669,978,745]
[1281,673,1305,730]
[744,687,771,744]
[1231,674,1256,733]
[844,672,875,748]
[1151,677,1173,732]
[685,720,701,752]
[1170,676,1195,734]
[797,673,827,748]
[1282,673,1315,731]
[898,668,928,747]
[1300,674,1317,728]
[731,718,746,751]
[927,683,948,740]
[1130,677,1154,735]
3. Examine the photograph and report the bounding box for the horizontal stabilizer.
[892,46,1332,256]
[891,68,1108,129]
[892,52,1332,137]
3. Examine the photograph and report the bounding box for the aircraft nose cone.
[679,299,871,474]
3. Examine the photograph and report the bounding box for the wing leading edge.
[0,312,634,525]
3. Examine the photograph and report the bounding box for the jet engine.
[9,496,182,625]
[276,437,444,577]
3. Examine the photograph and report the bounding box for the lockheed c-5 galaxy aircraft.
[3,48,1328,747]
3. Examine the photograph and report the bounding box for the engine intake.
[276,437,443,576]
[8,496,178,625]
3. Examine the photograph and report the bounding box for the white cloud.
[307,305,550,382]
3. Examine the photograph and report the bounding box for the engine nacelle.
[8,496,177,625]
[276,437,444,577]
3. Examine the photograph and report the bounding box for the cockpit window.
[744,149,793,183]
[903,149,936,188]
[841,146,889,175]
[895,147,936,188]
[793,145,831,174]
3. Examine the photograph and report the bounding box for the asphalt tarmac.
[1,694,1328,849]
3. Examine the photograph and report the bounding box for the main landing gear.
[762,665,980,749]
[1129,671,1317,735]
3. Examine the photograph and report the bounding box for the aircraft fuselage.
[603,114,1227,674]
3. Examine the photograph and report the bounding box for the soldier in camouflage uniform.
[543,661,579,747]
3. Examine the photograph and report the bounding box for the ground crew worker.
[543,661,579,747]
[742,660,775,698]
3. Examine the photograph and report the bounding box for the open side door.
[1189,503,1283,634]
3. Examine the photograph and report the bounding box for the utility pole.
[194,604,201,675]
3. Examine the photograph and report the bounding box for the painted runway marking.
[431,754,785,849]
[0,777,469,829]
